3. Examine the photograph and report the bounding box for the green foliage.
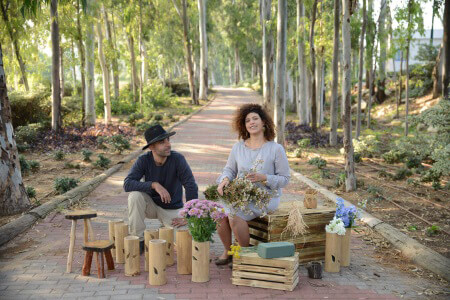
[405,157,422,169]
[64,162,81,169]
[19,155,31,174]
[366,185,384,201]
[334,172,346,188]
[136,122,152,133]
[97,137,108,149]
[94,154,111,169]
[81,149,93,162]
[414,44,438,62]
[9,90,51,127]
[425,225,440,236]
[54,177,79,194]
[142,80,176,112]
[392,168,412,180]
[308,157,327,169]
[107,135,130,154]
[294,148,302,158]
[353,135,381,158]
[354,153,362,163]
[26,186,36,199]
[320,169,331,179]
[126,113,144,126]
[296,138,310,148]
[406,178,419,187]
[204,184,219,201]
[29,160,40,173]
[187,217,217,243]
[53,150,65,161]
[407,225,418,231]
[382,149,408,164]
[153,114,163,121]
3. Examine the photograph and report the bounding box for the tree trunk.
[275,0,287,145]
[51,0,62,132]
[356,0,367,139]
[297,0,308,125]
[0,43,30,215]
[228,57,233,85]
[330,0,340,145]
[234,47,240,85]
[139,0,144,112]
[76,0,86,125]
[103,5,119,99]
[0,2,29,91]
[376,0,387,103]
[405,1,412,136]
[97,22,111,126]
[261,0,274,113]
[128,34,139,103]
[85,0,96,126]
[443,0,449,98]
[60,46,65,98]
[309,0,318,132]
[198,0,208,100]
[71,40,77,94]
[432,43,443,98]
[342,0,356,192]
[398,51,404,118]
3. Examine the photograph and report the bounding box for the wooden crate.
[232,249,299,291]
[248,201,335,264]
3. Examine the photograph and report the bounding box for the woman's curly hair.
[232,103,275,141]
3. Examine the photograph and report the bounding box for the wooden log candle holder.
[114,222,128,264]
[159,227,174,266]
[124,236,140,276]
[324,232,341,272]
[176,230,192,275]
[148,239,167,286]
[108,219,123,259]
[192,240,210,283]
[144,229,159,272]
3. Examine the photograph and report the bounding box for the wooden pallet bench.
[248,201,335,264]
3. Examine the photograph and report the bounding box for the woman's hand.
[246,173,267,183]
[217,178,230,196]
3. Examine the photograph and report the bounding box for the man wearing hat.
[124,124,198,251]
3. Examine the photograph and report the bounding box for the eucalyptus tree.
[97,20,111,125]
[376,0,387,103]
[261,0,274,112]
[309,0,318,132]
[356,0,367,139]
[198,0,208,99]
[84,0,95,125]
[275,0,287,145]
[297,0,308,125]
[443,0,449,98]
[329,0,339,145]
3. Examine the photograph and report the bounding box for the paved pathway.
[0,88,447,299]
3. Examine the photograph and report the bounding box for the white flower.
[325,217,346,235]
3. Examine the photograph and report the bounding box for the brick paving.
[0,87,446,299]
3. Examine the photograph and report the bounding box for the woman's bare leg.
[229,216,250,247]
[217,216,232,259]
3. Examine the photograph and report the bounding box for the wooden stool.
[65,210,97,273]
[82,240,115,278]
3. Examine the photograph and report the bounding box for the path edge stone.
[0,97,214,247]
[291,169,450,282]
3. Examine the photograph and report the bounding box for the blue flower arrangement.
[335,198,359,228]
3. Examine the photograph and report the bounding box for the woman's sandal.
[214,256,232,266]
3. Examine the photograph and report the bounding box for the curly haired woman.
[215,103,290,265]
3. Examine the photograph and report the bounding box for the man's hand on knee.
[152,182,171,203]
[172,218,187,227]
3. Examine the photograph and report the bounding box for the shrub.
[294,148,302,158]
[382,150,408,164]
[353,135,381,158]
[136,122,152,133]
[97,136,107,149]
[53,150,65,161]
[64,162,81,169]
[334,172,346,188]
[15,125,39,145]
[19,155,30,174]
[54,177,79,194]
[9,89,51,127]
[94,154,111,169]
[126,113,144,126]
[108,135,130,154]
[392,168,412,180]
[320,169,331,179]
[81,149,93,162]
[142,80,176,112]
[405,157,422,169]
[153,114,163,121]
[425,225,440,236]
[29,160,40,173]
[366,185,384,201]
[354,153,362,163]
[308,157,327,169]
[296,138,310,148]
[26,186,36,199]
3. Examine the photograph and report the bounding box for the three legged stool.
[82,240,115,278]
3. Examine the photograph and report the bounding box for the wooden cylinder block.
[159,227,174,266]
[108,219,123,259]
[192,240,210,283]
[324,232,341,273]
[144,229,159,272]
[340,228,351,267]
[114,222,128,264]
[124,236,140,276]
[176,230,192,275]
[148,239,167,286]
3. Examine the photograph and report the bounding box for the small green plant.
[204,184,219,201]
[294,148,302,158]
[382,150,408,164]
[54,177,79,194]
[53,150,65,161]
[378,170,391,178]
[28,160,40,173]
[64,162,81,169]
[425,225,440,236]
[153,114,163,121]
[406,178,419,187]
[431,181,442,190]
[136,122,152,133]
[308,157,327,169]
[334,172,346,188]
[407,225,418,231]
[354,153,362,163]
[405,157,422,169]
[26,186,36,199]
[392,168,413,181]
[296,138,310,148]
[19,155,30,174]
[81,149,93,162]
[97,136,108,149]
[94,154,111,169]
[320,169,331,179]
[366,185,384,201]
[108,135,130,154]
[126,112,144,126]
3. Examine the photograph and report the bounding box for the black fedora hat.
[142,124,176,150]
